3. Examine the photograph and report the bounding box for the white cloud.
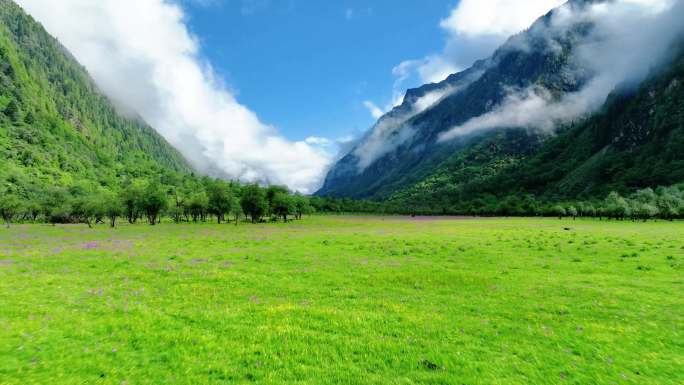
[354,85,461,169]
[401,0,565,86]
[364,1,564,128]
[16,0,331,193]
[363,101,384,119]
[364,1,564,123]
[439,0,684,142]
[440,0,566,38]
[304,136,332,147]
[393,56,458,86]
[438,83,600,141]
[362,92,404,120]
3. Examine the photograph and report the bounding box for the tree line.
[2,173,683,228]
[0,175,315,228]
[313,185,684,221]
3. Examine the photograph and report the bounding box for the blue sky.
[182,0,455,142]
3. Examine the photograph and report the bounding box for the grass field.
[0,216,682,384]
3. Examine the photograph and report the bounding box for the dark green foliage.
[120,180,146,224]
[240,184,268,223]
[265,186,289,216]
[187,191,209,222]
[271,192,294,222]
[101,190,122,228]
[0,188,21,227]
[293,193,314,220]
[141,182,168,226]
[207,180,233,224]
[230,196,243,225]
[326,44,684,215]
[3,98,19,122]
[0,0,192,192]
[313,184,684,222]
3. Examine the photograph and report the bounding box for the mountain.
[0,0,192,189]
[388,46,684,213]
[317,0,684,204]
[318,0,594,199]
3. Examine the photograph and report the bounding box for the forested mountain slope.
[317,0,595,199]
[390,45,684,213]
[318,0,684,205]
[0,0,192,190]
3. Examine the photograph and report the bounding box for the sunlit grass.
[0,216,682,384]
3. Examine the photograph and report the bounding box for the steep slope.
[318,0,594,199]
[390,45,684,212]
[0,0,192,188]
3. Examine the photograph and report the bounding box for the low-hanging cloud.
[359,0,566,159]
[354,82,471,170]
[403,0,566,86]
[440,0,684,143]
[16,0,332,193]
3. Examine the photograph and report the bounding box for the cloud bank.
[440,0,684,142]
[400,0,565,86]
[365,1,564,127]
[16,0,331,193]
[354,79,478,170]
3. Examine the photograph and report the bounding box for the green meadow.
[0,216,682,385]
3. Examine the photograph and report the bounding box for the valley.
[1,216,682,384]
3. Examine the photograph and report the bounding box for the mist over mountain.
[318,0,684,200]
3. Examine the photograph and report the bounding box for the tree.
[70,196,95,228]
[0,191,22,228]
[631,201,659,222]
[230,196,243,225]
[24,200,41,222]
[24,111,35,125]
[271,192,294,222]
[240,184,268,223]
[4,99,21,123]
[551,205,566,219]
[121,180,146,224]
[169,186,187,223]
[48,204,72,225]
[40,186,69,225]
[207,181,233,224]
[101,190,122,228]
[68,183,100,228]
[633,188,657,205]
[655,186,682,220]
[293,194,313,220]
[187,191,209,222]
[566,205,578,220]
[583,205,597,218]
[141,182,168,225]
[604,192,630,220]
[265,185,288,217]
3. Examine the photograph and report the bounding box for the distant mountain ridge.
[318,0,684,207]
[317,0,596,199]
[387,43,684,213]
[0,0,192,188]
